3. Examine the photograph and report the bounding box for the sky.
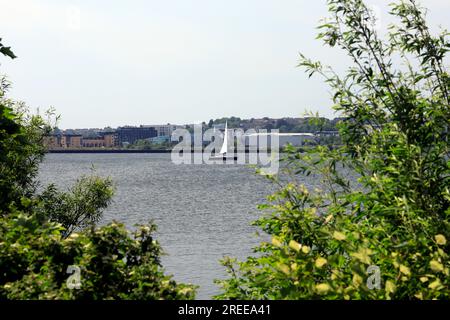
[0,0,449,129]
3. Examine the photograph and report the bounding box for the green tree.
[216,0,449,300]
[37,176,114,238]
[0,78,49,209]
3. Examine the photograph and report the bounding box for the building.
[101,131,118,147]
[43,124,184,149]
[142,124,181,137]
[116,126,157,145]
[82,138,105,148]
[81,131,118,148]
[60,134,83,148]
[43,131,118,149]
[244,132,316,149]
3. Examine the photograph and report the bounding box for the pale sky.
[0,0,448,128]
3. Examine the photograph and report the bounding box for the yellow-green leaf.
[352,273,363,288]
[333,231,346,241]
[315,257,328,268]
[420,277,428,283]
[302,245,311,254]
[399,264,411,276]
[385,280,396,294]
[276,263,290,275]
[435,234,447,246]
[351,247,373,265]
[315,283,330,295]
[414,292,423,300]
[430,260,444,273]
[428,279,442,290]
[289,240,301,252]
[271,237,282,248]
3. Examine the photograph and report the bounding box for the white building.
[243,132,316,148]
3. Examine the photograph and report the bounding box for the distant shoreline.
[47,149,172,154]
[46,149,290,154]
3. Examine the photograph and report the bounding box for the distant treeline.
[202,116,343,133]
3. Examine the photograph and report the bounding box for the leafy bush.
[0,213,195,299]
[0,77,49,210]
[216,0,449,300]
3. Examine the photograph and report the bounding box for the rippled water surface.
[39,153,283,299]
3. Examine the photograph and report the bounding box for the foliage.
[37,176,114,237]
[0,38,16,60]
[0,77,50,210]
[0,213,195,299]
[216,0,450,300]
[127,138,172,150]
[205,116,341,134]
[208,117,242,129]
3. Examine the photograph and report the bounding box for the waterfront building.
[61,134,83,148]
[43,131,118,149]
[101,131,118,147]
[116,126,157,145]
[142,124,182,137]
[82,138,105,148]
[244,132,316,149]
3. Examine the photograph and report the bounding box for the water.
[38,153,279,299]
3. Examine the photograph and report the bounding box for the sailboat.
[210,121,238,161]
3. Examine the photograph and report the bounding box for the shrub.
[215,0,449,300]
[0,212,195,299]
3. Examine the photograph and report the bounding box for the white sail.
[219,121,228,154]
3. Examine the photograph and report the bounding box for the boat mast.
[219,121,228,155]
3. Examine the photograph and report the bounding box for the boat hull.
[209,155,239,161]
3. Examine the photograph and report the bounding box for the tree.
[37,176,114,238]
[0,41,47,209]
[216,0,449,300]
